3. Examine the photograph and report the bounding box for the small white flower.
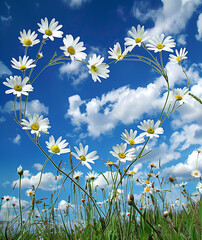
[37,17,63,41]
[85,171,99,180]
[26,189,34,197]
[108,42,128,61]
[17,165,23,176]
[121,129,145,146]
[169,48,188,64]
[21,113,51,137]
[45,135,70,155]
[18,29,40,47]
[137,119,164,138]
[143,184,154,194]
[179,182,188,187]
[3,76,33,97]
[72,171,83,180]
[124,25,149,51]
[126,167,138,176]
[110,143,136,163]
[196,182,202,193]
[87,54,110,82]
[191,169,201,178]
[146,34,176,53]
[60,34,87,61]
[71,143,99,170]
[171,87,190,105]
[11,56,36,71]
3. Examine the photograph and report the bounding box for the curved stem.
[159,79,170,122]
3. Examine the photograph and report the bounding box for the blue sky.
[0,0,202,211]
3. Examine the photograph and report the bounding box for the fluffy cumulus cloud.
[163,149,202,180]
[13,170,60,191]
[93,171,121,189]
[0,99,49,116]
[63,0,90,8]
[132,0,202,37]
[196,13,202,41]
[58,200,74,210]
[0,60,12,78]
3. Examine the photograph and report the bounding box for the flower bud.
[37,52,43,59]
[17,165,23,176]
[128,193,134,206]
[163,211,170,217]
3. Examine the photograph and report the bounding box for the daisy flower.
[3,76,33,97]
[169,48,188,64]
[179,182,188,187]
[18,29,40,47]
[11,56,36,71]
[85,171,99,180]
[37,17,63,41]
[21,113,51,137]
[45,135,70,155]
[191,169,201,178]
[124,25,149,51]
[146,34,176,53]
[137,119,164,138]
[71,143,99,170]
[121,129,145,146]
[143,184,154,194]
[60,34,87,61]
[126,167,138,176]
[196,182,202,193]
[73,171,83,180]
[171,87,190,105]
[87,54,110,82]
[26,189,34,197]
[108,42,128,61]
[110,143,136,163]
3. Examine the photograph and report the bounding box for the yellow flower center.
[14,85,22,91]
[80,155,86,161]
[136,37,142,43]
[145,187,150,192]
[67,46,75,55]
[194,172,198,176]
[130,170,135,175]
[45,29,53,36]
[90,176,95,180]
[176,56,182,62]
[147,128,154,134]
[175,94,183,100]
[24,38,32,46]
[107,161,113,166]
[20,65,27,71]
[129,140,135,145]
[27,191,32,196]
[118,153,126,159]
[117,54,123,59]
[31,123,39,131]
[157,44,164,49]
[90,65,97,73]
[74,175,79,180]
[51,145,60,153]
[144,180,150,184]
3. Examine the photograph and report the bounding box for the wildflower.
[143,184,154,194]
[71,143,99,170]
[72,171,83,180]
[37,17,63,41]
[45,135,70,155]
[163,211,170,217]
[85,171,99,180]
[87,54,109,82]
[137,119,164,138]
[17,165,23,176]
[126,167,138,176]
[128,193,134,205]
[26,189,34,197]
[105,161,114,167]
[11,56,36,71]
[169,48,188,63]
[191,169,201,178]
[179,182,188,188]
[18,29,40,47]
[171,87,190,105]
[108,42,128,61]
[125,25,149,51]
[110,143,136,163]
[121,129,145,146]
[146,34,176,53]
[60,34,87,61]
[37,52,43,59]
[21,113,50,137]
[3,76,33,97]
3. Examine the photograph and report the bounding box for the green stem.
[14,95,17,120]
[19,175,23,235]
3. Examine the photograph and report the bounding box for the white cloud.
[93,171,121,189]
[12,134,21,145]
[132,0,202,37]
[177,34,187,45]
[33,163,43,171]
[2,181,10,187]
[63,0,90,8]
[0,116,6,123]
[163,149,202,180]
[0,99,49,116]
[0,60,12,77]
[58,200,74,210]
[13,170,60,191]
[196,13,202,41]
